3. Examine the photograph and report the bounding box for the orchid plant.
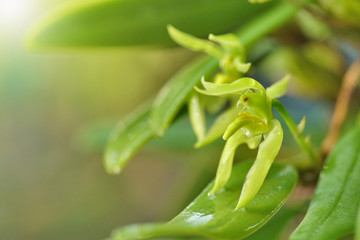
[27,0,360,239]
[169,26,289,209]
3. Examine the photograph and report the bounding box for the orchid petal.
[195,106,238,148]
[168,25,223,59]
[266,74,290,99]
[236,119,283,210]
[209,129,248,195]
[195,77,265,96]
[188,93,206,141]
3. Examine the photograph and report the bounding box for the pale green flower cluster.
[168,26,289,210]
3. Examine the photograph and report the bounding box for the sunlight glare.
[0,0,34,28]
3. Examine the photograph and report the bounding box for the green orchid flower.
[168,25,250,83]
[168,25,292,209]
[196,75,289,210]
[168,25,251,143]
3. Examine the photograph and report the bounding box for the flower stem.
[272,99,320,168]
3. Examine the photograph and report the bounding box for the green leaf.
[357,206,360,240]
[290,126,360,240]
[28,0,275,50]
[109,161,298,239]
[151,56,218,137]
[246,205,306,240]
[151,1,297,136]
[104,106,154,174]
[104,1,299,173]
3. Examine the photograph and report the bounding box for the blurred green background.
[0,1,217,239]
[0,0,336,239]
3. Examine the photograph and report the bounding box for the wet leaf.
[290,127,360,240]
[245,205,305,240]
[28,0,275,50]
[109,161,298,239]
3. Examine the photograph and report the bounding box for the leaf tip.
[110,165,122,175]
[104,148,123,175]
[104,163,122,175]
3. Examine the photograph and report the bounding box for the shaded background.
[1,1,207,239]
[0,0,334,239]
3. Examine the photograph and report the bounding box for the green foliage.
[103,105,154,174]
[357,206,360,240]
[272,99,320,168]
[290,127,360,240]
[109,161,297,240]
[151,57,218,137]
[103,1,298,175]
[156,26,300,211]
[27,0,360,239]
[262,44,344,100]
[27,0,277,50]
[319,0,360,26]
[246,205,306,240]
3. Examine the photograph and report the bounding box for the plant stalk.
[272,99,321,168]
[322,57,360,158]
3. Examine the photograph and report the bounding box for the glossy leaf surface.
[28,0,275,49]
[109,161,297,239]
[104,106,154,174]
[246,206,305,240]
[290,127,360,240]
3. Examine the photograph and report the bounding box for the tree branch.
[322,58,360,158]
